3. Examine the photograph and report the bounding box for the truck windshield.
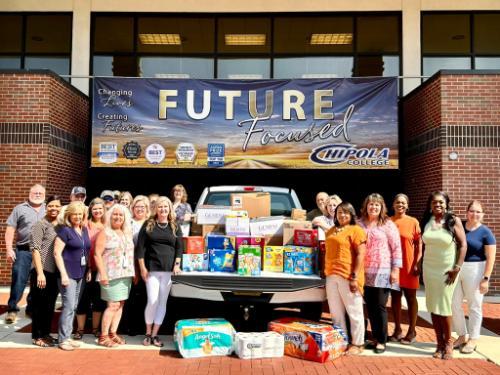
[205,192,296,216]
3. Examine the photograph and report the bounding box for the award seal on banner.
[145,143,166,164]
[97,142,119,164]
[122,141,142,160]
[175,143,197,164]
[207,143,225,168]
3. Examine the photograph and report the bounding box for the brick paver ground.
[2,348,499,375]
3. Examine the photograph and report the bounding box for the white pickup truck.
[170,186,326,329]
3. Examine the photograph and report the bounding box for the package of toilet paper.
[234,331,284,359]
[174,318,235,358]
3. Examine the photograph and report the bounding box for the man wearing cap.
[58,186,88,224]
[4,184,46,324]
[100,190,115,209]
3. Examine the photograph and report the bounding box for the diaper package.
[268,317,347,363]
[234,331,284,359]
[182,253,209,272]
[237,245,262,276]
[209,249,236,272]
[174,318,235,358]
[263,246,284,272]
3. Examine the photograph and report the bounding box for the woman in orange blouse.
[325,202,367,355]
[389,194,422,345]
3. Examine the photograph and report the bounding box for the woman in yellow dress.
[421,191,466,360]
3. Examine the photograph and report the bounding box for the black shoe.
[364,340,376,349]
[374,343,386,354]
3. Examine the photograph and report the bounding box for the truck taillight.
[243,186,255,191]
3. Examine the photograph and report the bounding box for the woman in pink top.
[359,193,402,354]
[74,198,106,339]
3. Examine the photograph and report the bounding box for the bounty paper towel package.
[174,318,235,358]
[234,331,284,359]
[268,318,347,363]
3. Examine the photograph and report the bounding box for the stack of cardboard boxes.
[182,192,322,276]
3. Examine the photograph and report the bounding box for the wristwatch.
[350,272,357,281]
[483,276,490,281]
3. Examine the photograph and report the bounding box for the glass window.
[0,57,21,69]
[475,57,500,70]
[217,17,270,54]
[357,16,399,53]
[274,17,353,54]
[25,56,70,76]
[137,17,214,53]
[139,57,214,78]
[474,14,500,54]
[356,55,399,76]
[423,57,471,77]
[26,15,71,53]
[422,14,470,54]
[94,17,134,53]
[217,58,270,79]
[274,57,353,79]
[0,15,22,53]
[93,56,138,76]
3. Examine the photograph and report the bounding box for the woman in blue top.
[54,201,91,351]
[452,200,496,354]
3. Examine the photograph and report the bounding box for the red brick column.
[0,71,89,285]
[403,72,500,295]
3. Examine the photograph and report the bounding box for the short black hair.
[333,202,357,226]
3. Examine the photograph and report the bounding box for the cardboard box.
[249,216,285,238]
[206,234,236,251]
[183,236,205,254]
[182,253,209,272]
[230,192,271,218]
[196,206,233,225]
[237,245,262,276]
[235,236,265,251]
[225,216,250,236]
[284,247,316,275]
[268,318,347,362]
[209,249,236,272]
[282,220,313,245]
[291,208,307,221]
[294,229,318,247]
[191,223,225,237]
[263,246,284,272]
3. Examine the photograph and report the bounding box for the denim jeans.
[7,249,33,312]
[58,277,83,343]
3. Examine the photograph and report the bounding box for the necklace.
[156,221,169,229]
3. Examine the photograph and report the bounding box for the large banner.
[92,78,398,169]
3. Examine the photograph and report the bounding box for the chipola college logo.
[309,144,390,166]
[97,142,119,164]
[145,143,166,164]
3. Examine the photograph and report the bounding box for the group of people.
[4,184,191,350]
[3,184,496,359]
[313,191,496,359]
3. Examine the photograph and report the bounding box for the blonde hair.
[63,201,86,227]
[145,196,177,234]
[171,184,188,203]
[105,204,132,236]
[118,191,133,207]
[131,195,151,219]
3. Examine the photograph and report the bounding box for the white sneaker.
[69,339,81,348]
[59,340,75,351]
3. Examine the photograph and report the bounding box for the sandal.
[43,335,57,346]
[152,335,164,347]
[460,341,477,354]
[92,328,100,338]
[109,332,126,345]
[98,334,118,348]
[388,333,403,342]
[32,338,50,348]
[442,340,454,360]
[347,344,364,355]
[73,329,84,340]
[143,334,152,346]
[400,335,417,345]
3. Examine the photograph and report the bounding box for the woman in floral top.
[94,204,135,347]
[359,193,402,354]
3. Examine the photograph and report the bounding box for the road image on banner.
[91,78,398,169]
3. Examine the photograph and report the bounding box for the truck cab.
[170,186,326,329]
